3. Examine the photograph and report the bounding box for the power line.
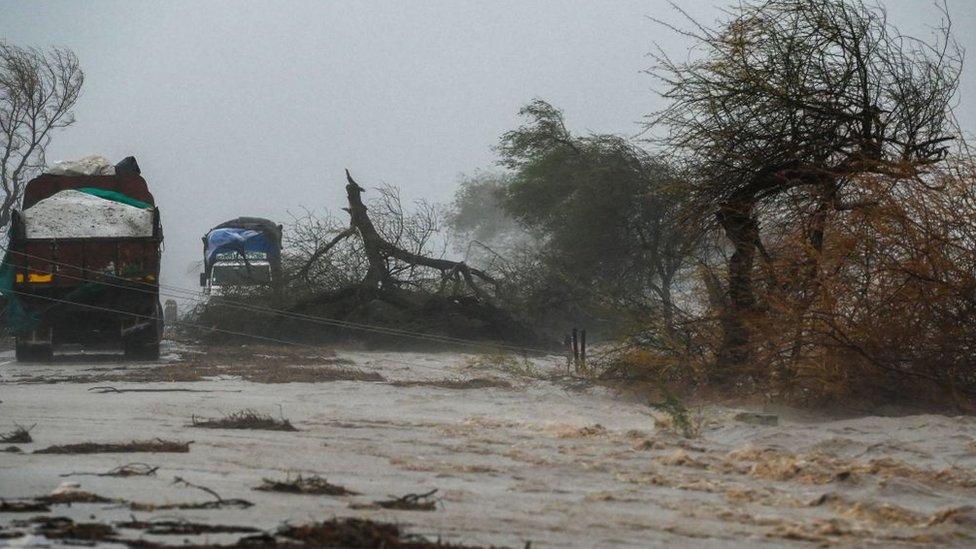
[8,283,559,374]
[2,287,494,374]
[3,287,316,349]
[0,247,553,354]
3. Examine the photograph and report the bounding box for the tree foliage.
[649,0,963,373]
[0,42,83,230]
[459,99,702,337]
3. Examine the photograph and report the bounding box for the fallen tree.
[295,171,499,304]
[190,171,545,349]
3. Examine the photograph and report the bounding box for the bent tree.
[498,100,698,339]
[0,43,83,231]
[649,0,961,375]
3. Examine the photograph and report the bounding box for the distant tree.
[497,99,699,337]
[0,42,84,231]
[446,170,539,267]
[649,0,962,373]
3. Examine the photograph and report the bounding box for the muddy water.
[1,345,975,547]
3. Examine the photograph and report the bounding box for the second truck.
[200,217,282,295]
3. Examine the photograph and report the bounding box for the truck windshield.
[211,264,272,285]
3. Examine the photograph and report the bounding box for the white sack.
[24,190,154,239]
[46,155,116,176]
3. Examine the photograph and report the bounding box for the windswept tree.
[649,0,962,374]
[0,42,84,231]
[496,100,699,338]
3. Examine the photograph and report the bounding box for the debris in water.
[370,489,439,511]
[392,377,512,390]
[17,516,117,543]
[117,518,261,535]
[275,517,473,547]
[34,438,191,454]
[60,462,159,478]
[37,482,116,504]
[734,412,780,426]
[0,500,51,513]
[0,424,34,444]
[190,409,297,431]
[130,476,254,511]
[255,474,358,496]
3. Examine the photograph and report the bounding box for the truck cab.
[204,252,274,294]
[201,218,282,296]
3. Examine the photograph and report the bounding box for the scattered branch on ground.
[16,516,115,544]
[0,424,34,443]
[371,489,439,511]
[34,439,191,454]
[255,475,358,496]
[60,463,159,478]
[88,386,240,394]
[0,500,50,513]
[391,377,512,390]
[129,476,255,511]
[275,517,476,547]
[38,491,115,504]
[116,517,260,535]
[190,409,298,431]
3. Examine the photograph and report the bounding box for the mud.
[1,343,975,547]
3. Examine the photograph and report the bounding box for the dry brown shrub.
[710,162,976,408]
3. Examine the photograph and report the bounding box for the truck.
[200,217,282,295]
[2,156,164,361]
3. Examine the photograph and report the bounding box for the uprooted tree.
[197,170,540,346]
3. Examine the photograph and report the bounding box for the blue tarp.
[205,228,280,268]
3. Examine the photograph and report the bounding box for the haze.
[3,0,974,293]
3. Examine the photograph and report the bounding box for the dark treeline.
[195,0,975,409]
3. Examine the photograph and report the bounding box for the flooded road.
[2,343,975,547]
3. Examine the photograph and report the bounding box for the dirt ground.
[1,342,975,547]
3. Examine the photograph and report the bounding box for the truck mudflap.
[122,300,163,361]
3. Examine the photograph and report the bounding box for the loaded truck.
[1,156,164,361]
[200,217,282,294]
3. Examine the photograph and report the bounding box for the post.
[580,329,586,373]
[572,327,579,374]
[564,334,572,373]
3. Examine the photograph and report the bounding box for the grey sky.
[3,1,974,292]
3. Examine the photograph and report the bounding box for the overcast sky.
[3,0,975,293]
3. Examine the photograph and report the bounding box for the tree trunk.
[716,193,760,374]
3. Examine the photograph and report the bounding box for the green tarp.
[78,187,152,209]
[1,186,150,334]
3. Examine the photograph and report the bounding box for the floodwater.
[1,343,975,547]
